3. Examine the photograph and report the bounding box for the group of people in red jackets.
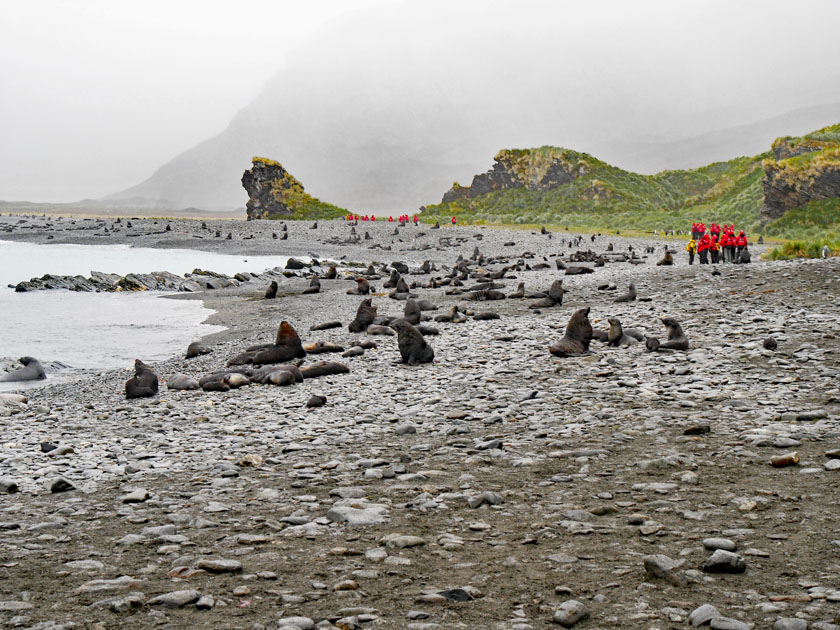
[344,214,458,225]
[687,222,749,265]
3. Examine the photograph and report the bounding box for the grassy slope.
[421,124,840,241]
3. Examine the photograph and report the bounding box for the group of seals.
[0,356,46,382]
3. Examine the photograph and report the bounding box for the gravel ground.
[1,215,839,630]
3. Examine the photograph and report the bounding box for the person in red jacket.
[735,231,747,256]
[413,214,419,225]
[697,233,710,264]
[451,216,457,225]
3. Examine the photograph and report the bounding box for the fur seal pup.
[310,321,342,331]
[473,312,500,320]
[763,337,777,351]
[613,283,636,303]
[167,373,200,390]
[342,346,365,357]
[529,279,565,309]
[0,356,46,382]
[302,276,320,294]
[125,359,159,398]
[366,324,396,336]
[264,280,278,299]
[415,325,440,335]
[404,298,421,325]
[300,361,350,378]
[346,277,371,295]
[607,317,640,347]
[465,289,506,301]
[384,269,401,289]
[548,307,593,357]
[348,298,377,333]
[565,266,594,275]
[186,341,211,359]
[304,341,345,354]
[645,337,660,352]
[657,317,689,350]
[433,305,468,323]
[325,265,337,280]
[656,251,674,266]
[306,394,327,408]
[390,319,435,365]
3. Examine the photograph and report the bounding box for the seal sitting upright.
[0,356,47,382]
[125,359,159,399]
[549,307,593,357]
[390,319,435,365]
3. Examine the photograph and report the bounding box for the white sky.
[1,0,839,202]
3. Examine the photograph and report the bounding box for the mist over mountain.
[104,1,840,213]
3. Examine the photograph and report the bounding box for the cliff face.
[241,158,345,220]
[441,147,597,203]
[761,126,840,220]
[242,158,302,220]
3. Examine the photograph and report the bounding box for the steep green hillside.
[421,124,840,237]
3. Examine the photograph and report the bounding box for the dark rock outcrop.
[441,148,594,203]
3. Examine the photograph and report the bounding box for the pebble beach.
[1,215,840,630]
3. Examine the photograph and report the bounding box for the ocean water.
[0,240,294,388]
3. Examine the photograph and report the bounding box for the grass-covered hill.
[421,125,840,240]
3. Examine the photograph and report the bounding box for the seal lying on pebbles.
[186,341,211,359]
[199,372,251,391]
[473,312,500,320]
[125,359,159,399]
[228,321,307,366]
[300,361,350,378]
[167,373,200,390]
[607,317,640,347]
[565,265,594,275]
[647,317,689,351]
[306,394,327,408]
[348,298,376,333]
[310,321,342,331]
[366,324,395,336]
[613,283,636,303]
[390,319,435,364]
[0,356,46,382]
[304,341,344,354]
[549,307,593,357]
[529,279,565,309]
[264,280,278,299]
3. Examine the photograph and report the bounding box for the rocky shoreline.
[1,215,839,630]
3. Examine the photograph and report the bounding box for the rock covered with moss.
[441,147,600,203]
[242,157,347,221]
[761,125,840,220]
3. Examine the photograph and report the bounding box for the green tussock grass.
[765,238,840,260]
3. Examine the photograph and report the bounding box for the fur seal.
[264,280,278,299]
[591,328,609,342]
[656,251,674,266]
[404,298,421,325]
[325,265,337,280]
[613,283,636,303]
[167,373,200,390]
[300,361,350,378]
[302,276,320,294]
[763,337,777,351]
[0,356,46,382]
[548,307,593,357]
[366,324,396,336]
[390,319,435,364]
[186,341,211,359]
[342,346,365,357]
[227,321,307,366]
[310,321,342,331]
[348,298,377,333]
[415,325,440,335]
[304,341,345,354]
[607,317,640,347]
[529,279,565,309]
[565,266,594,275]
[125,359,159,398]
[465,289,506,301]
[346,277,371,295]
[645,337,660,352]
[657,317,689,350]
[509,282,526,298]
[306,394,327,408]
[473,312,500,320]
[384,269,401,289]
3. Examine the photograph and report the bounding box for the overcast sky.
[2,0,839,202]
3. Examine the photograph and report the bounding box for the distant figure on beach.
[822,245,830,259]
[451,216,457,225]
